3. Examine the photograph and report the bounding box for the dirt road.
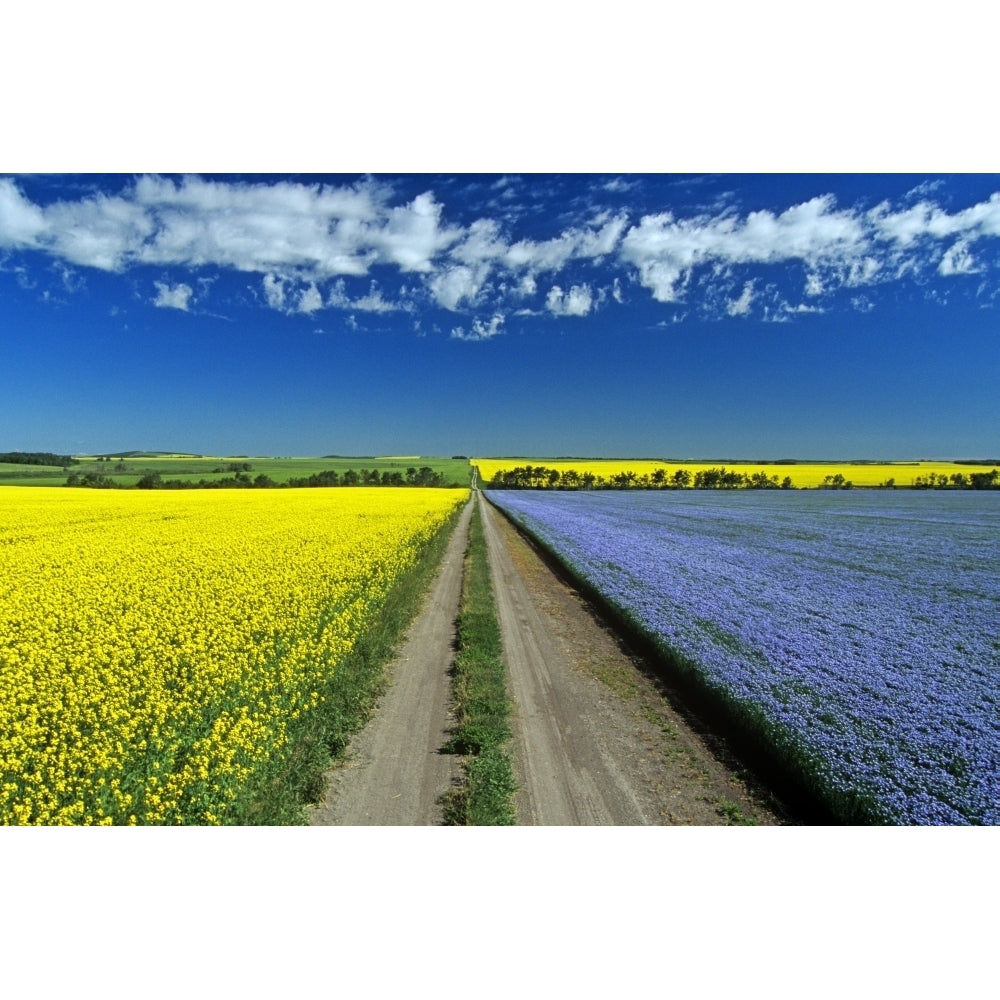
[310,491,785,825]
[307,498,472,825]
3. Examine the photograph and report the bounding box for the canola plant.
[0,486,467,824]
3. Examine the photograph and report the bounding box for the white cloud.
[429,264,490,310]
[263,273,286,310]
[5,176,1000,328]
[621,195,870,304]
[846,256,882,285]
[451,314,505,341]
[153,281,193,310]
[938,240,978,276]
[869,192,1000,247]
[375,192,462,272]
[503,215,627,274]
[451,218,509,266]
[0,176,458,282]
[804,271,824,296]
[726,281,755,316]
[296,283,323,314]
[0,178,47,246]
[327,279,407,313]
[546,283,593,316]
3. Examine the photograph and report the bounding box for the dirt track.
[307,499,471,825]
[309,491,786,825]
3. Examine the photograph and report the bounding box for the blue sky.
[2,172,998,459]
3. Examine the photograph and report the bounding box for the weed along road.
[308,498,473,826]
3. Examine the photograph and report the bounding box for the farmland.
[474,457,999,490]
[0,454,473,488]
[484,489,1000,824]
[0,486,468,824]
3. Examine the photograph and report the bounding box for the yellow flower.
[0,485,467,825]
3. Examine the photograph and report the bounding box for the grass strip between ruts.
[441,500,516,825]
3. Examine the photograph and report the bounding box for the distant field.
[473,458,999,489]
[0,456,472,488]
[0,462,70,485]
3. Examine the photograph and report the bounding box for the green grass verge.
[228,503,465,825]
[441,501,516,825]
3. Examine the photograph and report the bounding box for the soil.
[309,492,790,826]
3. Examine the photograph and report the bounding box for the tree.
[970,469,999,489]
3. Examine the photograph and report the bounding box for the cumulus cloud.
[546,283,594,316]
[620,196,869,303]
[505,215,627,273]
[4,175,1000,331]
[0,178,47,246]
[263,273,286,310]
[297,283,323,314]
[726,281,755,316]
[938,240,978,276]
[451,314,505,341]
[805,271,824,296]
[153,281,193,310]
[429,264,490,310]
[868,193,1000,247]
[375,192,462,272]
[327,279,408,313]
[0,176,457,281]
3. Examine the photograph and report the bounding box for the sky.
[2,6,997,462]
[3,172,998,459]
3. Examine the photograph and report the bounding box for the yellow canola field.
[0,486,467,825]
[473,458,996,489]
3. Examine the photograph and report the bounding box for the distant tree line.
[819,474,855,489]
[486,465,796,490]
[912,469,999,490]
[66,465,457,490]
[1,451,78,467]
[485,464,1000,491]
